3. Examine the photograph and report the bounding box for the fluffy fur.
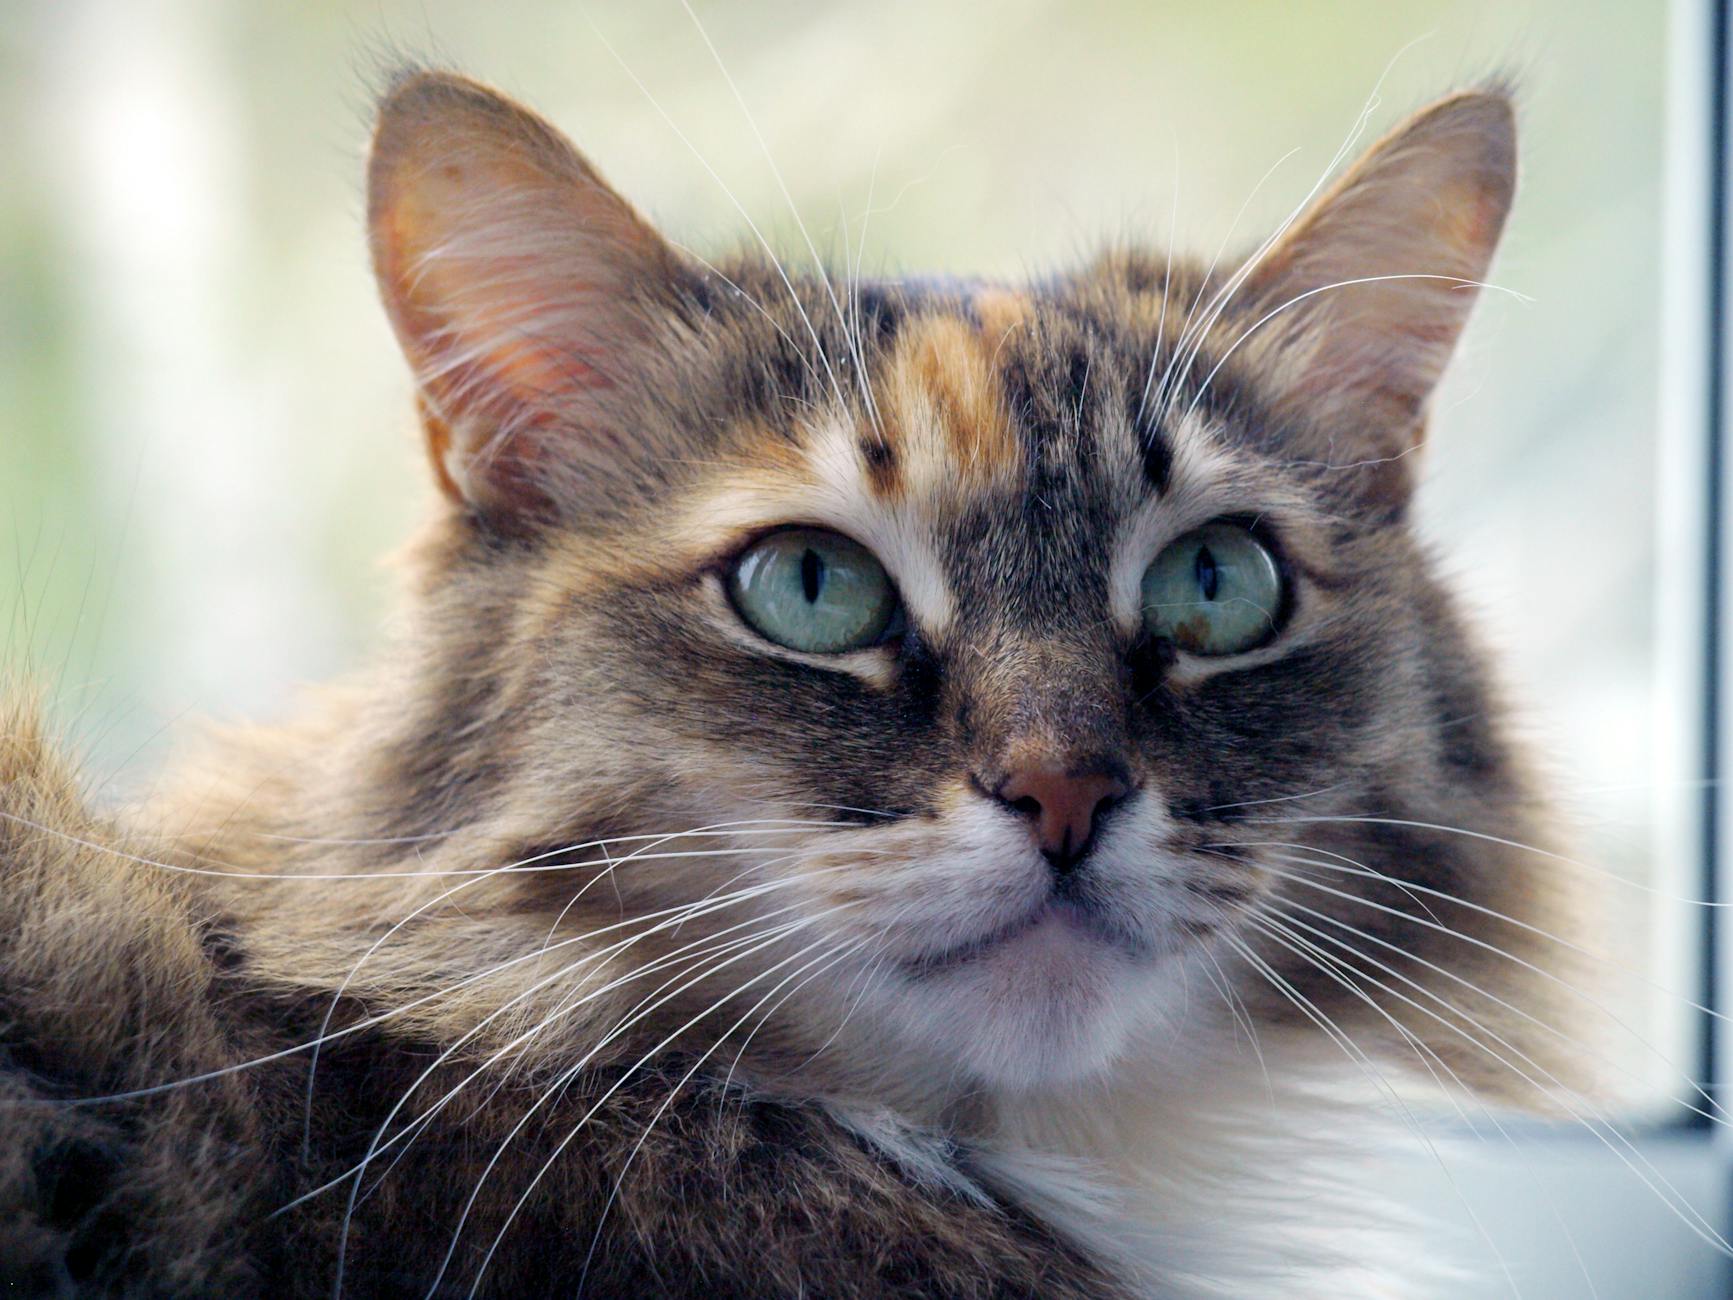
[0,70,1598,1297]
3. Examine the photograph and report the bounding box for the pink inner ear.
[411,263,624,414]
[366,73,688,521]
[373,203,588,513]
[376,156,624,417]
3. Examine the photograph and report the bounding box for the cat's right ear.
[1231,90,1516,466]
[368,70,694,526]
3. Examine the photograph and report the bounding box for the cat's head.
[359,71,1561,1096]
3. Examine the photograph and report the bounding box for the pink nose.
[992,767,1130,871]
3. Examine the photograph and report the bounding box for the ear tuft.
[368,70,691,525]
[1236,89,1517,450]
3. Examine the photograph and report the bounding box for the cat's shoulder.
[0,689,233,1076]
[0,689,283,1296]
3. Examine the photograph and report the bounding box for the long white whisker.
[1251,851,1730,1127]
[440,848,878,1122]
[300,826,854,1155]
[1242,813,1730,905]
[668,238,823,387]
[0,810,853,880]
[335,902,854,1295]
[1220,837,1733,1023]
[573,934,876,1296]
[1218,929,1465,1175]
[1152,43,1426,426]
[1249,904,1603,1296]
[1248,901,1733,1256]
[286,872,859,1221]
[435,916,854,1299]
[673,0,885,440]
[6,881,808,1117]
[1134,137,1181,428]
[1196,941,1273,1101]
[1181,274,1530,428]
[1150,146,1301,419]
[584,16,852,421]
[1237,909,1533,1297]
[351,905,832,1219]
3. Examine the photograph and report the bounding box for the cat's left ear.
[1235,90,1515,450]
[368,70,696,526]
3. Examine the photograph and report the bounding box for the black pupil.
[801,547,824,603]
[1194,545,1219,601]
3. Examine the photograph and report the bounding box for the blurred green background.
[0,0,1676,1012]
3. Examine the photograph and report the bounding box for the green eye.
[728,528,903,654]
[1141,522,1285,656]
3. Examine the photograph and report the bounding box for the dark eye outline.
[720,525,908,654]
[1138,516,1295,658]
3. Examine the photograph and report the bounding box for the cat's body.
[1,70,1591,1297]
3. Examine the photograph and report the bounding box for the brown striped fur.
[0,70,1598,1298]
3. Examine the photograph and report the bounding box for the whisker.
[1254,908,1601,1300]
[1251,853,1730,1128]
[1221,838,1733,1026]
[349,906,834,1220]
[1149,146,1302,420]
[573,934,877,1296]
[1195,943,1273,1102]
[1181,274,1530,429]
[1216,927,1486,1207]
[667,237,822,386]
[727,923,892,1095]
[584,16,853,423]
[673,0,886,439]
[333,905,854,1294]
[300,827,860,1155]
[1238,813,1728,905]
[375,847,860,1135]
[1134,135,1180,428]
[279,871,862,1217]
[1189,783,1349,816]
[0,809,856,880]
[1148,34,1433,428]
[1234,911,1536,1297]
[429,918,856,1299]
[304,828,743,1157]
[1245,901,1733,1257]
[24,866,854,1117]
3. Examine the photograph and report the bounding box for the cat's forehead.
[865,287,1143,498]
[830,286,1142,626]
[775,270,1260,511]
[670,271,1282,637]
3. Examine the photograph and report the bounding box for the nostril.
[1007,794,1043,819]
[1092,791,1120,823]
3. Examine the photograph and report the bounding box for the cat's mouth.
[901,897,1147,977]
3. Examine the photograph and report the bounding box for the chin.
[886,910,1169,1090]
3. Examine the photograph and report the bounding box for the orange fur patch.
[973,288,1032,348]
[878,312,1021,490]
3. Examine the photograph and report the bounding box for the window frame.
[1710,0,1733,1145]
[1383,6,1733,1293]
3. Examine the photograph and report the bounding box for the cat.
[0,67,1597,1298]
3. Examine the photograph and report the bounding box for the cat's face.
[365,73,1549,1093]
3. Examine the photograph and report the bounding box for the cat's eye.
[727,528,903,654]
[1141,522,1285,656]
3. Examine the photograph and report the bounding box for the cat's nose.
[990,766,1131,873]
